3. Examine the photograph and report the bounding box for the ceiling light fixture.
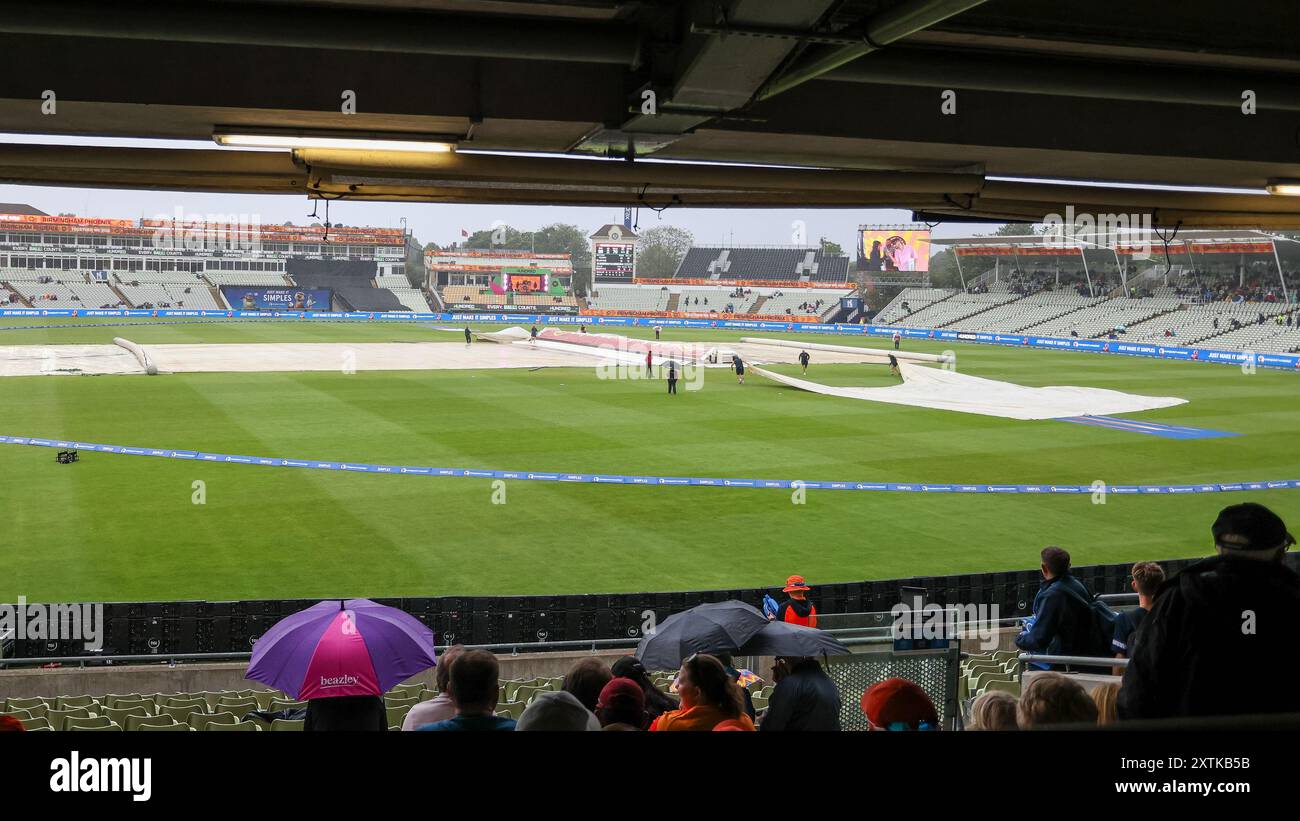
[213,129,456,153]
[1265,178,1300,196]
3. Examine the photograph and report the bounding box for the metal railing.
[0,619,990,670]
[1017,652,1126,674]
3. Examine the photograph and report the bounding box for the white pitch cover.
[752,362,1187,421]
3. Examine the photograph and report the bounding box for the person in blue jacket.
[1015,546,1098,669]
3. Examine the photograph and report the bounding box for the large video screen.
[859,228,931,273]
[503,271,548,293]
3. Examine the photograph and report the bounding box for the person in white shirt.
[401,644,464,730]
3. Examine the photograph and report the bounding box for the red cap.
[860,678,938,729]
[596,677,645,711]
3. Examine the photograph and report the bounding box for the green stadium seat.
[973,671,1015,695]
[160,696,208,712]
[190,712,239,731]
[386,705,411,727]
[126,714,178,731]
[216,698,259,719]
[5,697,48,717]
[511,685,544,705]
[45,707,92,731]
[73,722,123,731]
[139,723,191,732]
[54,695,98,710]
[270,719,304,732]
[497,701,526,720]
[158,704,205,724]
[197,691,230,713]
[984,678,1022,698]
[388,683,426,699]
[268,699,306,713]
[104,696,152,713]
[19,716,52,731]
[1,708,34,722]
[103,705,150,726]
[382,694,419,710]
[501,680,528,702]
[65,715,115,731]
[251,691,283,711]
[208,721,260,732]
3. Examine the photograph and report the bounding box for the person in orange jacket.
[649,654,755,731]
[773,575,818,628]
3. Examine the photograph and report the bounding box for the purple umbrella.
[246,599,436,699]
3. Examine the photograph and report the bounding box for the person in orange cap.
[860,677,939,731]
[773,575,818,628]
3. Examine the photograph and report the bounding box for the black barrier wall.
[8,554,1294,659]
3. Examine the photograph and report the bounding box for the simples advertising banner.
[1,307,1297,370]
[220,286,331,311]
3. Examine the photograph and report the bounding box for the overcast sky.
[0,134,1011,255]
[0,183,985,256]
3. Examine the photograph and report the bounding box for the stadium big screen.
[859,228,931,273]
[503,268,549,293]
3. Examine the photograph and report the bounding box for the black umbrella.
[735,620,850,658]
[635,601,769,671]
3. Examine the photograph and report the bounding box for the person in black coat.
[303,695,388,731]
[1118,503,1300,720]
[1015,546,1098,668]
[760,657,841,731]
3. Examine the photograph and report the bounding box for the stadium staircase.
[796,250,817,282]
[748,294,769,314]
[1,282,33,307]
[665,292,681,312]
[209,286,229,309]
[706,250,730,279]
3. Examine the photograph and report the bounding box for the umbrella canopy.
[736,620,851,658]
[246,599,436,699]
[635,600,769,671]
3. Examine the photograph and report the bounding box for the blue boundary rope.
[3,435,1296,495]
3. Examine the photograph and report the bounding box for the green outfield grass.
[1,317,1297,603]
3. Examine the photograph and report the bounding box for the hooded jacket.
[1118,555,1300,719]
[777,597,818,628]
[760,659,841,731]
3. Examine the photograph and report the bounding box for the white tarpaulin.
[751,362,1187,420]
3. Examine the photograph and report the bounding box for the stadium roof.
[589,224,638,239]
[933,230,1284,247]
[1,1,1299,225]
[0,202,48,216]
